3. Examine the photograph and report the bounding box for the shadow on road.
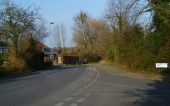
[126,76,170,106]
[0,71,40,85]
[0,65,81,84]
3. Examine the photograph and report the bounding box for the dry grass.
[3,48,26,72]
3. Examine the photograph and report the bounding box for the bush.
[87,55,102,63]
[25,50,44,70]
[143,33,166,54]
[2,48,26,73]
[0,39,47,75]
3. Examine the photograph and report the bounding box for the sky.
[12,0,107,47]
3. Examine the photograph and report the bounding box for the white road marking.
[84,93,91,97]
[55,102,65,106]
[70,103,78,106]
[72,88,84,96]
[64,97,73,101]
[72,90,82,96]
[77,98,85,103]
[72,68,100,97]
[72,92,79,96]
[87,68,100,87]
[83,86,88,89]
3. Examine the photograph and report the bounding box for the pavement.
[0,65,170,106]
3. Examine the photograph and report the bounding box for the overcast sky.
[13,0,107,47]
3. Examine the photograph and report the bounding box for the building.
[0,41,7,54]
[38,42,80,65]
[0,41,7,65]
[36,41,54,64]
[63,55,79,64]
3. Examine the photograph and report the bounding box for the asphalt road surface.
[0,65,170,106]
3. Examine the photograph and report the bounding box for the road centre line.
[86,67,100,87]
[55,102,65,106]
[64,97,73,101]
[70,103,78,106]
[76,98,85,103]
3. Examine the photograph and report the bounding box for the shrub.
[2,48,26,72]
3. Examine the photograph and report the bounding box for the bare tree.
[60,23,66,48]
[0,0,48,70]
[53,24,61,48]
[34,18,48,41]
[105,0,150,32]
[0,0,40,56]
[73,11,89,49]
[53,23,66,49]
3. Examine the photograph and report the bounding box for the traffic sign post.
[156,63,168,68]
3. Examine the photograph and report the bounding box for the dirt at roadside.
[90,64,169,82]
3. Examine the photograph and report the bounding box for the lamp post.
[49,22,54,61]
[50,22,54,50]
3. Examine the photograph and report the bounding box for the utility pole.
[49,22,54,60]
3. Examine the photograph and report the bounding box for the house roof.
[0,41,7,53]
[36,41,49,49]
[0,41,7,47]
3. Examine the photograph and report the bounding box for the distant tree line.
[73,0,170,72]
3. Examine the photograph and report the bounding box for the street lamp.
[49,22,54,51]
[49,22,54,61]
[50,22,54,25]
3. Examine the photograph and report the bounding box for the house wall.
[63,56,79,64]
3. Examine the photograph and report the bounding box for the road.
[0,65,170,106]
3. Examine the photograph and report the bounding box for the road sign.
[156,63,168,68]
[43,48,51,52]
[50,54,54,60]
